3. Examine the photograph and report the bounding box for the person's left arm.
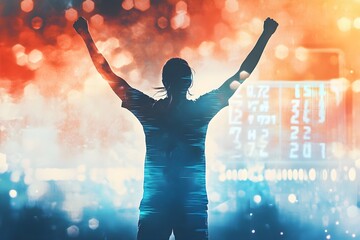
[217,17,279,100]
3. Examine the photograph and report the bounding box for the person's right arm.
[73,17,131,99]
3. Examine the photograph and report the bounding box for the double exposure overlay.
[0,0,360,239]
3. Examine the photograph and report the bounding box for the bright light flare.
[9,189,18,198]
[82,0,95,13]
[337,17,352,32]
[253,195,262,204]
[225,0,239,13]
[28,49,43,64]
[351,80,360,92]
[134,0,150,12]
[90,14,104,28]
[0,153,8,173]
[171,12,190,29]
[28,49,44,70]
[198,41,215,57]
[21,0,34,13]
[275,44,289,60]
[67,225,80,238]
[122,0,134,10]
[288,194,297,203]
[348,168,356,181]
[295,47,308,62]
[236,31,253,48]
[330,78,350,93]
[176,1,187,13]
[88,218,99,230]
[354,17,360,29]
[65,8,78,22]
[309,168,316,181]
[330,169,337,182]
[15,52,28,66]
[112,50,134,68]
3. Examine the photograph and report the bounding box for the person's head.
[161,58,193,99]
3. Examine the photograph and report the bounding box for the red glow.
[31,16,43,30]
[157,17,168,29]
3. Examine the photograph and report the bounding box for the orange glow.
[198,41,215,57]
[176,1,187,13]
[65,8,78,22]
[354,17,360,29]
[28,49,43,64]
[90,14,104,28]
[16,52,28,66]
[352,80,360,93]
[275,44,289,60]
[57,34,72,50]
[134,0,150,12]
[225,0,239,13]
[337,17,352,32]
[82,0,95,13]
[122,0,134,10]
[112,50,134,68]
[171,12,190,29]
[20,0,34,13]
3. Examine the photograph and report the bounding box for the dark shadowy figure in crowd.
[74,16,278,240]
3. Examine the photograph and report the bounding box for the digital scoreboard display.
[227,80,347,163]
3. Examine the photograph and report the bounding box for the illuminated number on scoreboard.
[289,142,299,159]
[290,84,315,159]
[289,83,329,160]
[289,142,312,159]
[303,100,310,123]
[290,99,300,124]
[229,103,243,124]
[290,126,299,140]
[246,85,270,98]
[303,142,311,158]
[303,126,311,140]
[229,127,242,150]
[258,85,270,98]
[248,100,259,112]
[260,129,269,157]
[247,142,255,156]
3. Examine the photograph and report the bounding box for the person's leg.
[137,210,173,240]
[172,208,208,240]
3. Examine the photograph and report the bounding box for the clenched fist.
[263,17,278,35]
[73,17,89,35]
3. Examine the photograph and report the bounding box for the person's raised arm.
[73,17,131,98]
[218,17,278,97]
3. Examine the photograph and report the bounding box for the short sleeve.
[194,88,230,120]
[121,87,156,122]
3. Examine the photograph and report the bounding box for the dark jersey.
[121,87,229,212]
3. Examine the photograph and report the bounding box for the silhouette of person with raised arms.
[73,16,278,240]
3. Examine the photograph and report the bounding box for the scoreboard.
[227,80,347,163]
